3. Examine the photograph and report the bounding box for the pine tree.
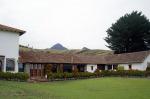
[105,11,150,53]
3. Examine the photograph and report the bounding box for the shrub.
[63,72,73,79]
[53,73,63,79]
[145,71,150,77]
[100,70,145,77]
[94,69,101,77]
[0,72,29,81]
[127,70,145,77]
[72,67,79,79]
[117,66,124,70]
[146,67,150,71]
[44,64,52,75]
[48,73,64,80]
[79,72,94,78]
[47,70,150,81]
[14,73,29,81]
[101,70,111,76]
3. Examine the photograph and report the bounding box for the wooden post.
[72,65,77,71]
[56,64,63,73]
[105,65,108,70]
[56,64,59,73]
[60,64,63,73]
[112,65,114,70]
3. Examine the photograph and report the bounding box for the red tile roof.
[0,24,25,35]
[19,50,150,64]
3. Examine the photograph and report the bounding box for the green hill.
[19,45,113,55]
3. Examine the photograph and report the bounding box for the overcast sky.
[0,0,150,49]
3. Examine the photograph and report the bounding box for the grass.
[0,78,150,99]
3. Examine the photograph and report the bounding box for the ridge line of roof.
[0,24,26,35]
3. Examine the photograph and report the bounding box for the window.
[0,56,4,72]
[129,64,132,70]
[0,60,2,71]
[18,63,24,72]
[6,58,15,71]
[91,66,93,70]
[113,64,118,70]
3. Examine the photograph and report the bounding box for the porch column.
[105,65,108,70]
[41,64,44,77]
[84,65,87,72]
[15,58,18,73]
[60,64,63,73]
[3,58,6,72]
[72,64,77,71]
[56,64,59,73]
[25,63,31,77]
[112,65,114,70]
[57,64,63,73]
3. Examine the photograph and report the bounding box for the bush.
[72,68,79,79]
[15,73,29,81]
[100,70,145,77]
[101,70,112,76]
[48,73,64,80]
[63,72,73,79]
[117,66,124,70]
[44,64,52,75]
[0,72,29,81]
[145,71,150,77]
[48,70,149,81]
[47,72,95,80]
[127,70,145,77]
[53,73,63,79]
[94,69,101,77]
[79,72,94,78]
[146,67,150,71]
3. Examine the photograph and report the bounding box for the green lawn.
[0,78,150,99]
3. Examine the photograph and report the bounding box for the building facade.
[0,24,150,79]
[0,24,25,72]
[19,50,150,78]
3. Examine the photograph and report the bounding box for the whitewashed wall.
[141,54,150,70]
[0,31,19,72]
[86,64,97,73]
[119,63,142,70]
[118,54,150,71]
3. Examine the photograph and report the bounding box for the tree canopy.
[105,11,150,53]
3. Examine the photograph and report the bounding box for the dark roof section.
[104,51,150,64]
[0,24,26,35]
[19,50,150,64]
[19,51,74,64]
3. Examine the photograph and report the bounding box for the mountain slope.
[20,45,113,55]
[50,43,68,50]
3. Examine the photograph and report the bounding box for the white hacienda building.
[0,23,150,79]
[0,24,25,72]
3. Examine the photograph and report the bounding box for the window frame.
[0,56,5,72]
[129,64,132,70]
[91,66,93,71]
[6,58,15,71]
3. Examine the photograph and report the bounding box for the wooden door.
[30,64,45,79]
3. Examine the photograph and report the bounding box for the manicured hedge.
[47,70,150,81]
[100,70,145,77]
[47,72,94,80]
[0,72,29,81]
[79,72,94,78]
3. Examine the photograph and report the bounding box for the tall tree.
[105,11,150,53]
